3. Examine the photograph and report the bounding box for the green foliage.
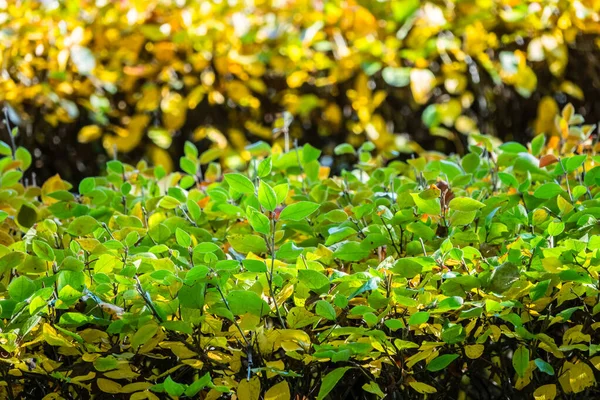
[1,105,600,399]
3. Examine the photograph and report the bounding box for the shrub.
[1,104,600,399]
[2,0,600,181]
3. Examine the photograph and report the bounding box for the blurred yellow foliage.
[0,0,598,165]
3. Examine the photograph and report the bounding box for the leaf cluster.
[1,105,600,399]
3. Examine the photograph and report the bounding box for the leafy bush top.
[1,0,597,173]
[1,105,600,399]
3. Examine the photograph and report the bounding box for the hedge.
[0,104,600,399]
[2,0,600,182]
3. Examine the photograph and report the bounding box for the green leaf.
[224,173,255,194]
[533,183,564,199]
[179,283,205,309]
[333,241,370,261]
[298,270,330,291]
[279,201,320,221]
[303,144,321,164]
[534,358,554,376]
[317,367,351,400]
[382,67,411,87]
[408,311,430,325]
[461,153,480,173]
[334,143,355,155]
[185,373,212,397]
[180,157,197,175]
[315,300,336,320]
[488,262,520,293]
[530,279,550,301]
[0,141,12,156]
[566,155,587,172]
[499,142,528,153]
[427,354,460,372]
[513,346,529,378]
[94,356,118,372]
[448,197,485,212]
[107,160,124,174]
[243,259,268,273]
[79,177,95,195]
[158,195,181,209]
[325,226,356,246]
[131,324,158,351]
[258,180,277,212]
[257,157,272,178]
[449,210,477,226]
[186,199,201,222]
[15,147,32,170]
[410,193,441,215]
[246,207,271,235]
[8,276,35,302]
[531,134,545,156]
[184,141,198,158]
[17,203,38,228]
[175,228,192,248]
[164,376,185,397]
[273,183,289,204]
[67,215,100,236]
[228,234,267,254]
[226,290,270,316]
[547,221,564,236]
[32,240,55,262]
[392,258,423,279]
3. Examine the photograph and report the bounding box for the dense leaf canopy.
[0,104,599,398]
[1,0,600,181]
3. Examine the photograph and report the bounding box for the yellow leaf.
[42,323,74,348]
[410,69,436,104]
[104,114,149,154]
[148,145,173,174]
[97,378,123,394]
[559,81,584,101]
[71,372,96,382]
[563,325,591,345]
[41,174,71,205]
[590,356,600,370]
[489,325,502,342]
[181,359,204,369]
[408,381,437,394]
[130,392,160,400]
[534,96,558,135]
[81,353,100,362]
[77,125,102,143]
[136,85,160,112]
[103,363,140,380]
[265,381,290,400]
[534,384,556,400]
[161,92,186,131]
[464,344,484,359]
[238,376,261,400]
[287,70,308,89]
[541,257,562,273]
[559,361,596,394]
[121,382,153,393]
[160,342,197,359]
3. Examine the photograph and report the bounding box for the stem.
[3,107,15,161]
[266,216,286,328]
[214,285,250,348]
[559,158,573,202]
[419,238,427,256]
[135,275,164,323]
